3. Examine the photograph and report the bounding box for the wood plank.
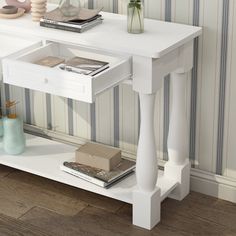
[0,165,15,178]
[3,171,87,216]
[161,192,236,235]
[0,174,33,218]
[117,191,236,235]
[20,206,189,236]
[0,213,52,236]
[5,170,124,213]
[116,204,190,236]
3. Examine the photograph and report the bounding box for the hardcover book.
[60,159,136,188]
[40,19,103,33]
[40,8,103,33]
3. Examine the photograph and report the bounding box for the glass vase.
[59,0,80,17]
[127,0,144,34]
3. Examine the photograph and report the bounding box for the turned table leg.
[133,92,161,230]
[165,71,191,200]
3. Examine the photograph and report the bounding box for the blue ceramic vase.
[3,117,25,155]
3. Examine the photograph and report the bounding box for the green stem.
[130,5,136,32]
[137,6,142,30]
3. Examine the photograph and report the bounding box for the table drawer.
[0,34,41,76]
[2,42,132,103]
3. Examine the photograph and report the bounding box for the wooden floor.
[0,165,235,236]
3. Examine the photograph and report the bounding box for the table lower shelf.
[0,134,178,204]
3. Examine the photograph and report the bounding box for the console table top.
[0,4,201,58]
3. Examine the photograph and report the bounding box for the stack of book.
[40,7,103,33]
[60,143,136,188]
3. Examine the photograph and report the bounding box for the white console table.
[0,7,201,230]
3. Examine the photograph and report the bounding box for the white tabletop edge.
[0,4,202,59]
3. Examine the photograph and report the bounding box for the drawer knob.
[44,78,49,84]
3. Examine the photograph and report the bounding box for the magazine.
[43,7,103,22]
[58,56,109,75]
[60,159,136,188]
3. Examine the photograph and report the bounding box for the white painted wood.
[197,0,221,172]
[119,84,138,153]
[0,34,41,76]
[73,100,91,140]
[24,123,236,204]
[133,187,161,230]
[173,0,190,24]
[51,95,69,134]
[191,168,236,203]
[194,0,204,168]
[31,91,47,128]
[0,133,178,204]
[95,90,114,145]
[0,4,201,59]
[212,0,224,174]
[94,0,111,12]
[136,93,158,192]
[9,86,26,121]
[145,0,162,20]
[0,8,201,230]
[155,88,164,160]
[165,159,191,200]
[168,72,188,165]
[223,0,236,178]
[118,0,127,15]
[145,0,163,161]
[2,42,132,103]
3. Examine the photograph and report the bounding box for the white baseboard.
[190,168,236,203]
[24,124,236,204]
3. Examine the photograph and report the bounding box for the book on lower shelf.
[60,159,136,188]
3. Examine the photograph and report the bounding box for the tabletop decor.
[0,7,25,19]
[6,0,31,12]
[1,5,18,14]
[31,0,47,22]
[3,101,25,155]
[127,0,144,34]
[59,0,80,17]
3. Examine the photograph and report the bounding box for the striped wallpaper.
[1,0,236,181]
